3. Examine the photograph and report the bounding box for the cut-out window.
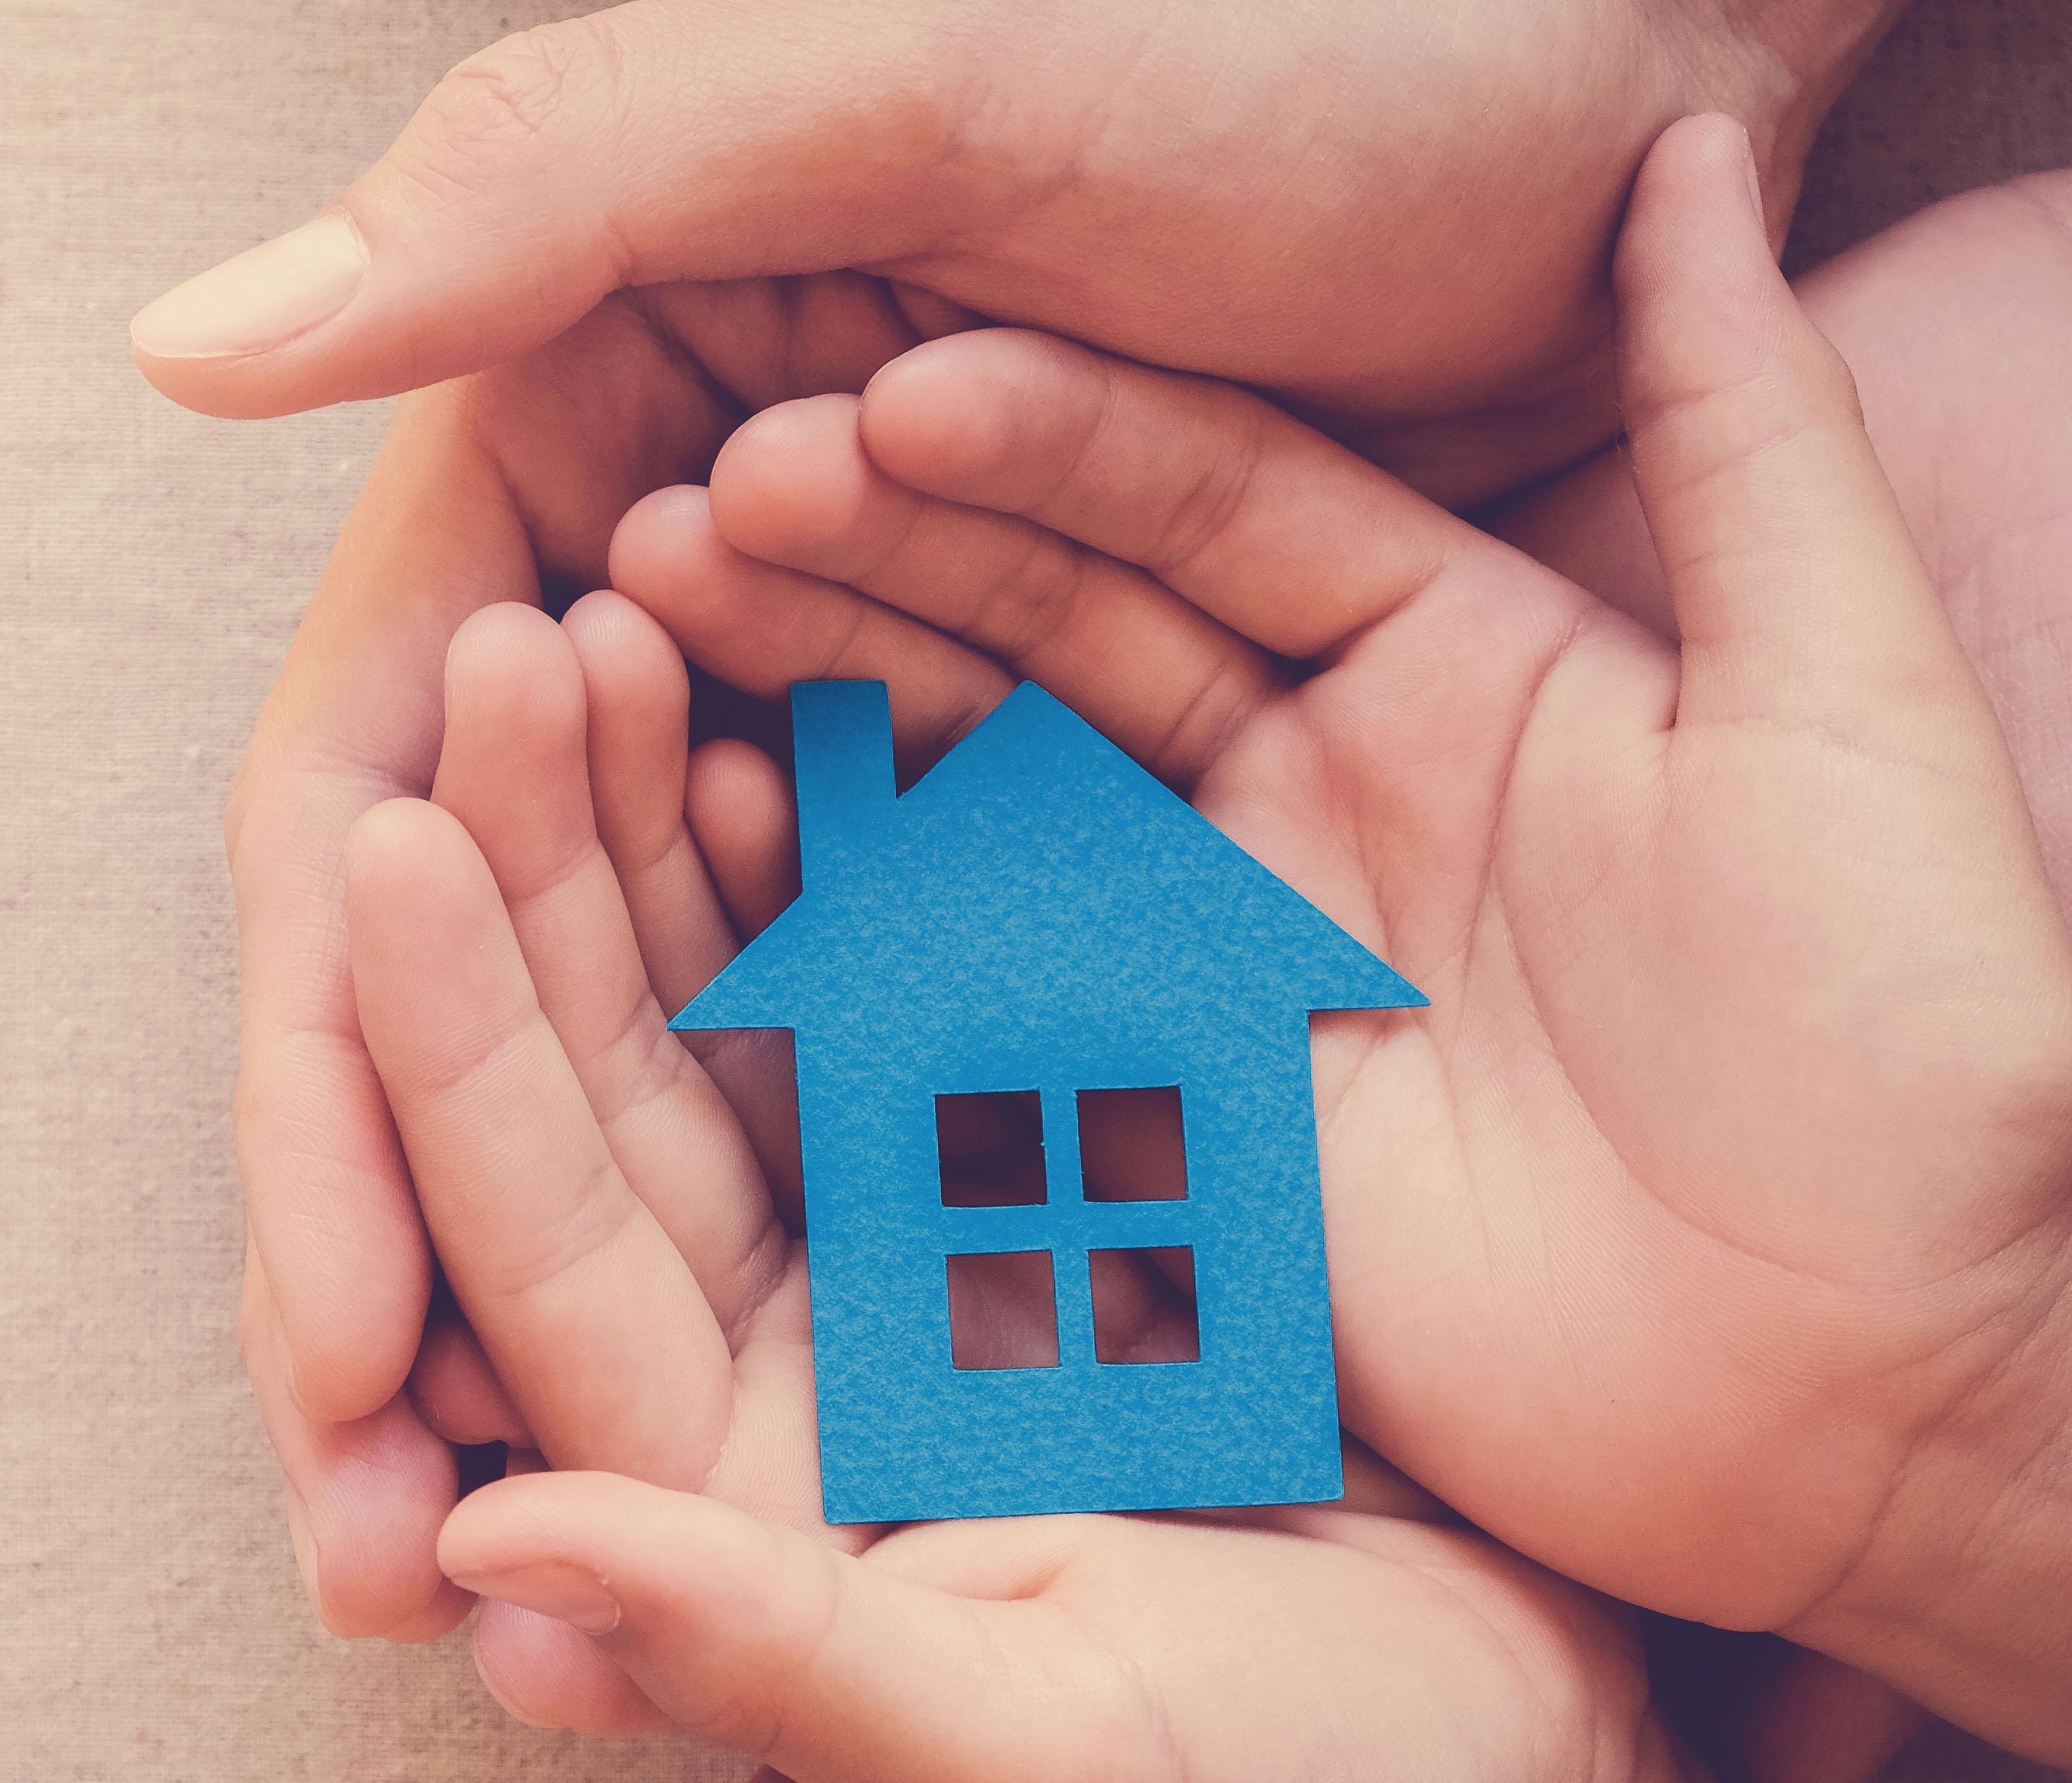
[936,1089,1046,1207]
[1090,1247,1199,1363]
[946,1251,1060,1369]
[1076,1086,1188,1202]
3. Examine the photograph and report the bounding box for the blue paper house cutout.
[672,681,1425,1523]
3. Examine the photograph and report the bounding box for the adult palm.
[603,123,2072,1759]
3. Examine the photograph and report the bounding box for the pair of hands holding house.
[131,0,2072,1767]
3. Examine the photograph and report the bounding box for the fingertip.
[294,1394,465,1642]
[284,1327,425,1429]
[1613,114,1832,435]
[384,1576,479,1645]
[607,484,710,596]
[444,600,585,744]
[562,590,690,734]
[607,484,770,646]
[608,484,829,681]
[707,393,867,560]
[858,331,1011,482]
[343,798,505,1013]
[685,738,798,938]
[409,1309,534,1448]
[343,797,474,920]
[858,329,1031,488]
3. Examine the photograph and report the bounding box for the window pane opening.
[1077,1086,1188,1202]
[936,1089,1047,1207]
[1090,1247,1198,1364]
[946,1251,1061,1369]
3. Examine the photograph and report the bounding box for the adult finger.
[346,797,734,1486]
[240,1239,471,1640]
[609,484,1012,770]
[129,0,978,418]
[709,393,1281,788]
[854,329,1496,659]
[409,1294,534,1449]
[472,1600,673,1736]
[431,604,786,1334]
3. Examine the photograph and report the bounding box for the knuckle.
[588,995,686,1133]
[1149,397,1266,577]
[475,1157,640,1309]
[414,19,617,171]
[979,531,1091,661]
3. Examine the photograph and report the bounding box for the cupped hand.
[134,0,1902,500]
[342,590,1685,1779]
[603,119,2072,1758]
[160,0,1905,1639]
[224,275,976,1643]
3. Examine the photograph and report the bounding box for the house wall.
[795,1005,1346,1525]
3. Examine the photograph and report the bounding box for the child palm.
[597,117,2072,1740]
[347,533,1669,1770]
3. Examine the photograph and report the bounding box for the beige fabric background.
[1,0,2067,1777]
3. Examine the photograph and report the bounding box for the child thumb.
[439,1472,1103,1781]
[1614,113,1988,746]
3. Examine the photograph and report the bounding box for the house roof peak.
[671,681,1426,1037]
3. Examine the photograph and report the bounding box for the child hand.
[344,596,1683,1776]
[604,116,2072,1760]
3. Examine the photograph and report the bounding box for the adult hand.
[134,0,1905,500]
[149,0,1905,1641]
[607,119,2072,1758]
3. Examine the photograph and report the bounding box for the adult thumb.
[131,1,977,418]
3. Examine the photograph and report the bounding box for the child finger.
[679,737,809,1223]
[440,1473,1131,1781]
[560,598,811,1223]
[854,329,1498,661]
[432,603,789,1338]
[409,1296,534,1449]
[346,796,736,1487]
[559,590,738,1010]
[1617,114,1998,743]
[708,394,1282,789]
[609,484,1013,775]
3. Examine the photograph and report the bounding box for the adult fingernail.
[283,1483,323,1609]
[447,1560,622,1634]
[131,212,367,359]
[1736,122,1765,227]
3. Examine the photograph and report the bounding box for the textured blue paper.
[672,681,1427,1523]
